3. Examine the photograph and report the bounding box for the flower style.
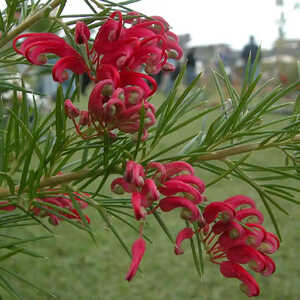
[13,11,183,140]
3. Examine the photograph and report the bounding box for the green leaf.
[0,267,56,298]
[96,206,131,257]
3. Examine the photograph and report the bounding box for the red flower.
[75,21,90,45]
[159,196,200,222]
[131,192,146,221]
[201,195,279,297]
[203,201,235,224]
[64,99,80,119]
[13,33,88,82]
[32,191,89,226]
[13,11,183,140]
[124,161,145,187]
[0,201,16,211]
[220,261,260,297]
[174,227,194,255]
[125,238,146,281]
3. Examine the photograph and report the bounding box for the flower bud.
[75,21,90,44]
[64,99,80,119]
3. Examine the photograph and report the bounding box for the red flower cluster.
[200,195,279,297]
[111,161,279,297]
[0,191,89,226]
[13,11,182,139]
[32,190,90,226]
[111,160,206,281]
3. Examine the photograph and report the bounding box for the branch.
[0,169,93,198]
[193,134,300,162]
[0,0,62,49]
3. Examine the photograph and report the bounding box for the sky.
[1,0,299,50]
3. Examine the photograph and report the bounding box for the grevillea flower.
[159,196,200,222]
[131,192,146,220]
[220,261,260,297]
[111,161,279,295]
[13,33,88,82]
[75,21,90,45]
[111,160,206,281]
[32,191,89,226]
[174,227,194,255]
[64,99,80,119]
[124,161,145,187]
[200,195,279,297]
[125,237,146,281]
[0,201,17,211]
[13,11,183,140]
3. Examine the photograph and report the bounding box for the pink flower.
[124,161,145,187]
[64,99,80,119]
[32,191,89,226]
[158,179,203,204]
[203,201,235,224]
[174,227,194,255]
[75,21,90,45]
[125,238,146,281]
[0,201,16,211]
[131,192,146,221]
[141,179,160,207]
[13,33,88,82]
[220,261,260,297]
[200,195,279,297]
[159,196,200,222]
[13,11,183,140]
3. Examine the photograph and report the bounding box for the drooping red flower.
[125,237,146,281]
[32,191,89,226]
[200,195,279,297]
[174,227,194,255]
[13,33,88,82]
[64,99,80,119]
[220,261,260,297]
[159,196,200,222]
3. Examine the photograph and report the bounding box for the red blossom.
[32,191,89,226]
[131,192,146,221]
[125,238,146,281]
[64,99,80,119]
[174,227,194,255]
[159,196,200,222]
[0,201,16,211]
[220,261,260,297]
[203,201,235,224]
[13,33,88,82]
[75,21,90,44]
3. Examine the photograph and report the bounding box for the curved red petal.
[125,238,146,281]
[220,261,260,297]
[174,227,194,255]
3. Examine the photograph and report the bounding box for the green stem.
[193,134,300,162]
